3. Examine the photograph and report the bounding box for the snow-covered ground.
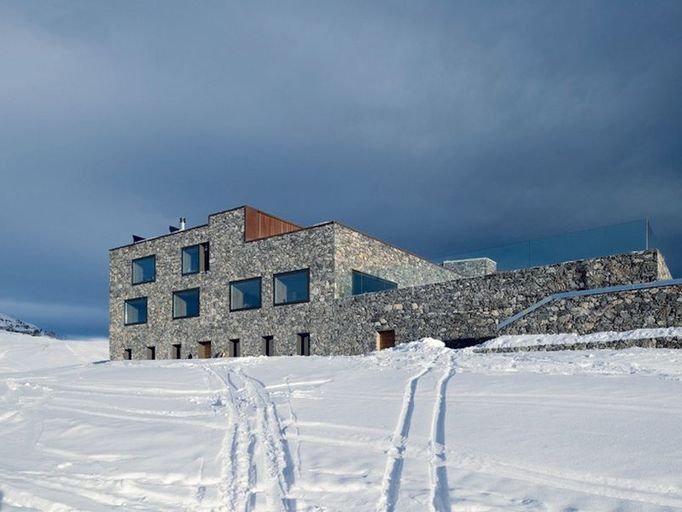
[1,332,682,511]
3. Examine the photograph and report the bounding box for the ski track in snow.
[202,365,295,512]
[428,351,455,512]
[3,333,682,511]
[376,349,451,512]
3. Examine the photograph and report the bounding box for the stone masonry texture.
[442,257,497,278]
[110,205,678,360]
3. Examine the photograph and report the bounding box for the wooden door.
[377,330,395,350]
[198,341,212,359]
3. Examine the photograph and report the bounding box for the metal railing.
[497,278,682,331]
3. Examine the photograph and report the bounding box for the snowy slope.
[1,331,682,511]
[0,312,44,336]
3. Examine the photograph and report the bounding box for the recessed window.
[173,288,200,319]
[230,277,262,311]
[352,270,397,295]
[263,336,274,356]
[147,346,156,360]
[298,333,311,356]
[182,243,209,275]
[132,255,156,285]
[124,297,148,325]
[273,269,310,305]
[123,348,132,360]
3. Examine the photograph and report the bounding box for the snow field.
[1,332,682,511]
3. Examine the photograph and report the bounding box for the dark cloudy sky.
[1,1,681,337]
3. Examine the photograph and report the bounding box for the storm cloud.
[1,1,681,336]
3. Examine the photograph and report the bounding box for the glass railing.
[437,219,655,272]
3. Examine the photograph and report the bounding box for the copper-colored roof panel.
[244,206,302,242]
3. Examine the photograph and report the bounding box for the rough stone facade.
[501,284,682,335]
[110,205,678,360]
[323,250,672,353]
[333,224,460,297]
[110,206,458,360]
[474,336,682,353]
[442,257,496,278]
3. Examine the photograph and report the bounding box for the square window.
[124,297,148,325]
[182,243,209,275]
[132,255,156,284]
[230,277,262,311]
[173,288,200,319]
[273,269,310,305]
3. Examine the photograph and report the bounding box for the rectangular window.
[182,243,209,275]
[123,348,132,360]
[132,255,156,285]
[172,344,181,359]
[147,346,156,360]
[263,336,274,356]
[230,338,241,358]
[230,277,262,311]
[298,333,311,356]
[273,269,310,305]
[173,288,200,319]
[124,297,148,325]
[352,270,397,295]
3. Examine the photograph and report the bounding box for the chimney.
[179,217,186,230]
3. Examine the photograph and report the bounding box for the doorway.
[377,330,395,350]
[198,341,212,359]
[298,333,311,356]
[230,339,241,358]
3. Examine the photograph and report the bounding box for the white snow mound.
[390,337,445,352]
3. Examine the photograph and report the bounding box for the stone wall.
[501,284,682,335]
[333,224,460,297]
[474,336,682,353]
[442,257,496,278]
[324,250,671,354]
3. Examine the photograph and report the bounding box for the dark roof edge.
[110,205,308,251]
[109,223,210,251]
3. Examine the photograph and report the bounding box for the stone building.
[109,205,681,360]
